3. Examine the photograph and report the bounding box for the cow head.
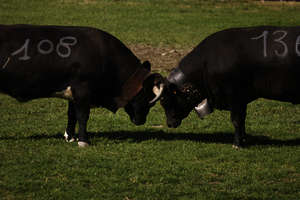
[124,62,164,125]
[157,67,211,128]
[160,81,203,128]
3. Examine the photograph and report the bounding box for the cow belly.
[253,70,300,103]
[0,74,70,102]
[4,86,71,102]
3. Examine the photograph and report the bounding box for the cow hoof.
[64,131,76,143]
[78,141,89,147]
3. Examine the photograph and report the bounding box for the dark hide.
[160,26,300,147]
[0,24,160,146]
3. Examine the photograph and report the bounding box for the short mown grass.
[1,0,300,199]
[1,95,300,200]
[1,0,300,47]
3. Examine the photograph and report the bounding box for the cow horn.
[149,83,164,104]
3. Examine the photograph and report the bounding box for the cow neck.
[114,67,150,108]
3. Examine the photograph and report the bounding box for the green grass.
[1,0,300,47]
[1,0,300,199]
[1,95,300,200]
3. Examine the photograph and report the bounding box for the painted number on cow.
[56,37,78,58]
[296,35,300,56]
[11,39,31,60]
[37,39,54,55]
[251,30,300,58]
[11,37,78,60]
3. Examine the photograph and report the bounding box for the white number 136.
[251,30,300,58]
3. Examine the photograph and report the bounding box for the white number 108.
[11,36,78,61]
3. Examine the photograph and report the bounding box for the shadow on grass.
[0,133,62,140]
[89,131,300,147]
[1,130,300,147]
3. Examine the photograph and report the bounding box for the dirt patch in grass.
[129,44,192,72]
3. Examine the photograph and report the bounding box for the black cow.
[0,24,163,147]
[157,26,300,148]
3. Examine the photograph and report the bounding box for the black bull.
[158,26,300,148]
[0,24,163,147]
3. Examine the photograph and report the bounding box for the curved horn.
[149,83,164,104]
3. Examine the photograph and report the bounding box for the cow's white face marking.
[53,86,73,100]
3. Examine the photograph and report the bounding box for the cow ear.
[142,61,151,71]
[143,73,164,87]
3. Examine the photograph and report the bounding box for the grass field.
[1,0,300,199]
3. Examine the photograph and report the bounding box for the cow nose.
[131,117,138,124]
[134,120,144,126]
[167,119,180,128]
[167,122,173,128]
[131,117,146,126]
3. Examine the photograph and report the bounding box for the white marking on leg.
[78,141,89,147]
[64,131,68,140]
[64,130,75,143]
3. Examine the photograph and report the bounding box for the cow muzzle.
[131,117,146,126]
[167,118,181,128]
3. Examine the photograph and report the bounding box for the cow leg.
[64,101,77,142]
[230,104,247,148]
[75,101,90,147]
[71,84,91,147]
